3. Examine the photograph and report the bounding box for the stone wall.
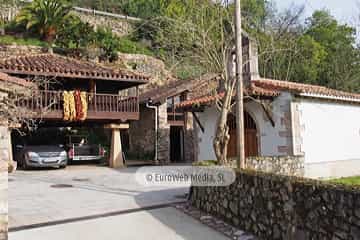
[191,170,360,240]
[0,127,9,240]
[184,112,196,163]
[228,155,305,177]
[0,45,45,59]
[116,53,174,93]
[128,106,156,160]
[129,104,196,164]
[0,4,133,37]
[72,10,133,37]
[157,103,170,164]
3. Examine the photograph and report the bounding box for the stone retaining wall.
[191,170,360,240]
[72,10,133,37]
[229,156,305,177]
[0,45,45,59]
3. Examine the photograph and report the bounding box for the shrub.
[117,37,153,56]
[92,27,121,62]
[193,160,218,167]
[0,35,47,47]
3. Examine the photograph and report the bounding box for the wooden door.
[227,112,258,158]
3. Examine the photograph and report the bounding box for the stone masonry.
[0,45,45,59]
[128,106,156,160]
[0,127,9,240]
[183,112,196,163]
[72,10,133,37]
[128,103,170,164]
[157,103,170,165]
[229,155,305,177]
[191,170,360,240]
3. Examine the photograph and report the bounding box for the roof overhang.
[299,92,360,104]
[0,54,150,86]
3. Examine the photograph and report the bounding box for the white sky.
[274,0,359,25]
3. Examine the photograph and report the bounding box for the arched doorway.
[227,112,259,158]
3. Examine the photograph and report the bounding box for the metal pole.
[235,0,246,169]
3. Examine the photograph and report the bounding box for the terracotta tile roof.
[0,54,150,83]
[252,79,360,100]
[140,74,220,103]
[0,72,34,88]
[177,78,360,108]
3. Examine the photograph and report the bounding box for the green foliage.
[91,27,121,62]
[291,35,327,85]
[16,0,72,42]
[71,0,124,13]
[329,176,360,186]
[54,12,154,59]
[304,10,360,91]
[193,160,218,167]
[258,9,360,93]
[0,34,47,47]
[121,0,163,19]
[55,14,94,50]
[117,37,153,56]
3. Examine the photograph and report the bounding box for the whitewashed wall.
[297,99,360,178]
[246,93,292,157]
[196,93,292,161]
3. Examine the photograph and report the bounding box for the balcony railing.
[16,90,140,121]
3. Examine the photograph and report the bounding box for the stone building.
[128,74,220,164]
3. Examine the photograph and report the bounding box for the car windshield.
[68,136,88,145]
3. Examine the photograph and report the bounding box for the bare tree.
[135,1,305,165]
[0,76,56,133]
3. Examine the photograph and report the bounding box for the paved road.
[9,207,229,240]
[9,165,188,229]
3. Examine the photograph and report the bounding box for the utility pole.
[235,0,245,169]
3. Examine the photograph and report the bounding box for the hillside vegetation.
[1,0,360,91]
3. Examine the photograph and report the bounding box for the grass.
[329,176,360,186]
[0,35,47,47]
[193,160,218,167]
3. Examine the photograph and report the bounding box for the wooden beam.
[191,112,204,133]
[260,102,275,127]
[104,123,129,129]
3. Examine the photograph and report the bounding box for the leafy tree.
[16,0,71,43]
[56,14,94,50]
[92,27,121,62]
[291,35,327,85]
[304,10,360,91]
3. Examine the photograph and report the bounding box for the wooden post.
[235,0,246,169]
[90,79,97,111]
[105,124,129,168]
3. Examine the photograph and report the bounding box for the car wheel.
[59,165,66,169]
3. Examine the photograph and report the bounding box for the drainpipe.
[146,99,158,164]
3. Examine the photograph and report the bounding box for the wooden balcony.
[16,90,140,122]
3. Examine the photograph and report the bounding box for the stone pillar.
[0,126,9,240]
[184,112,196,163]
[105,124,129,168]
[157,103,170,165]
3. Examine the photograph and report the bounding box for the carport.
[0,53,149,168]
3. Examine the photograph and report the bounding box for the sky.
[274,0,359,26]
